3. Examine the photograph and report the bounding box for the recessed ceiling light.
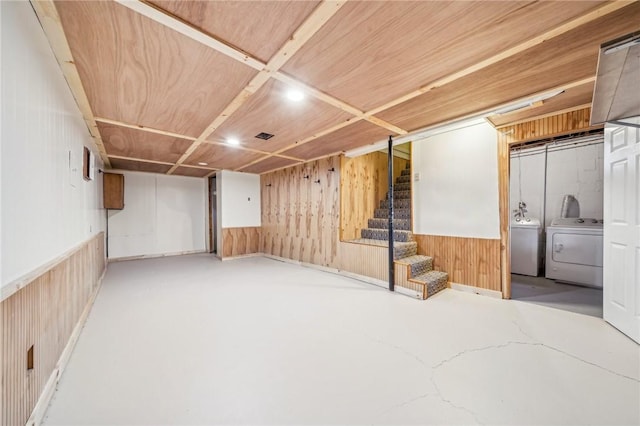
[286,89,304,102]
[198,162,208,166]
[227,137,240,146]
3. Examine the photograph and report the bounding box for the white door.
[603,120,640,343]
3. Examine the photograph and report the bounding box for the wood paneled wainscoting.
[221,227,261,258]
[414,234,502,293]
[1,233,106,426]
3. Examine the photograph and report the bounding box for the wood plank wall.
[339,241,388,281]
[414,235,502,291]
[261,156,340,268]
[1,233,106,426]
[496,107,600,144]
[340,152,409,241]
[221,227,261,258]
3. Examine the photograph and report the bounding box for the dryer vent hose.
[560,194,580,218]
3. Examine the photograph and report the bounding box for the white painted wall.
[510,137,604,227]
[1,1,105,291]
[218,170,261,228]
[413,122,500,239]
[107,171,207,259]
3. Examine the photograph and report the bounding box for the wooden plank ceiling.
[45,0,640,176]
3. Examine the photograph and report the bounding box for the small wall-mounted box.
[103,173,124,209]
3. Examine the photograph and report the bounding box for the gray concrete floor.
[511,274,604,318]
[44,254,639,425]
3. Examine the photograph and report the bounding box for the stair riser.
[410,259,433,277]
[401,169,411,176]
[394,244,417,259]
[361,229,414,242]
[374,208,411,219]
[367,218,411,230]
[386,190,411,200]
[379,199,411,209]
[396,175,411,184]
[393,182,411,191]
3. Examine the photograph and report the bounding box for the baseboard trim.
[108,249,207,262]
[450,282,503,299]
[263,254,422,299]
[25,266,107,426]
[220,252,263,261]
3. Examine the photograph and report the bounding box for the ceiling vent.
[255,132,274,140]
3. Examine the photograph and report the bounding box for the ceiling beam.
[273,72,407,134]
[164,0,348,174]
[30,0,111,167]
[364,1,631,117]
[95,117,197,140]
[95,116,305,160]
[108,155,217,170]
[115,0,264,71]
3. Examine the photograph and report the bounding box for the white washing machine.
[545,218,603,288]
[511,218,543,276]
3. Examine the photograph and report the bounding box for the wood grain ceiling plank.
[208,79,355,153]
[183,144,265,170]
[281,120,391,161]
[30,0,111,167]
[148,1,320,64]
[166,0,348,174]
[377,4,640,132]
[488,81,596,127]
[55,0,257,137]
[367,1,633,117]
[240,156,302,174]
[98,122,193,164]
[273,71,407,135]
[171,166,212,178]
[232,119,360,171]
[109,158,172,174]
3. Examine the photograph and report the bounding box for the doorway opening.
[508,131,604,317]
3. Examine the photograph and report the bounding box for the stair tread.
[395,255,432,265]
[410,270,448,283]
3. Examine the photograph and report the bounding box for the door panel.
[603,121,640,343]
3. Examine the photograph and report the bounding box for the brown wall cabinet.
[103,173,124,209]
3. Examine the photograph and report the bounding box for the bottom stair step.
[395,255,433,277]
[409,271,449,298]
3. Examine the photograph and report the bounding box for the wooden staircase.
[349,164,448,299]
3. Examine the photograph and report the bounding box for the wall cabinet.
[103,173,124,209]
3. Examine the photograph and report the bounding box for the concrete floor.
[44,254,639,425]
[511,274,604,318]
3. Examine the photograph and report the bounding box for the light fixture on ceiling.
[198,162,208,166]
[492,89,565,115]
[227,137,240,146]
[286,89,305,102]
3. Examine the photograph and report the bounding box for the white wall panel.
[219,170,261,228]
[107,171,206,259]
[1,1,105,290]
[413,122,500,239]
